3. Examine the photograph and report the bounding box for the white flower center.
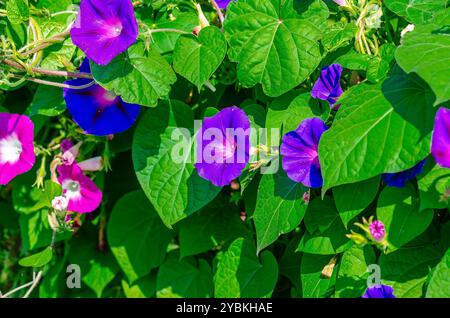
[0,134,23,164]
[62,179,81,201]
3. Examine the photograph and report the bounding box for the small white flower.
[52,196,69,211]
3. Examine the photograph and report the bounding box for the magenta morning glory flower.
[363,285,396,298]
[0,113,35,185]
[369,220,386,242]
[382,159,427,188]
[57,163,102,213]
[431,107,450,169]
[195,106,250,187]
[70,0,138,65]
[64,59,140,136]
[280,118,328,188]
[216,0,233,9]
[311,64,343,107]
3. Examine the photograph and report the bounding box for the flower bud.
[48,212,60,231]
[400,24,415,38]
[346,231,369,245]
[369,220,386,242]
[78,156,104,172]
[52,195,69,211]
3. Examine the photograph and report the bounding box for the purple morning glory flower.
[311,64,343,107]
[382,159,427,188]
[370,220,386,242]
[362,285,396,298]
[280,118,328,188]
[70,0,138,65]
[63,59,140,136]
[195,106,250,187]
[431,107,450,169]
[216,0,233,9]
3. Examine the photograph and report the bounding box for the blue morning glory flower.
[382,159,427,188]
[63,59,140,136]
[362,285,396,298]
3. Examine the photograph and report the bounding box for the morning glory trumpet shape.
[63,59,140,136]
[70,0,139,65]
[382,159,426,188]
[280,118,328,188]
[0,113,35,185]
[195,106,250,187]
[362,285,396,298]
[57,163,102,213]
[431,107,450,169]
[311,64,343,107]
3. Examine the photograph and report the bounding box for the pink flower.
[0,113,35,185]
[52,195,69,211]
[57,163,102,213]
[78,156,103,171]
[370,220,386,242]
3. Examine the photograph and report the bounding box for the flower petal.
[281,118,327,188]
[431,107,450,168]
[195,106,250,187]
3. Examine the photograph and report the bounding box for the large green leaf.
[28,84,66,117]
[279,235,302,295]
[426,248,450,297]
[335,245,376,298]
[254,169,308,253]
[6,0,29,24]
[39,21,76,71]
[300,253,337,298]
[297,198,352,255]
[214,238,278,298]
[122,273,157,298]
[156,258,213,298]
[132,100,220,227]
[385,0,448,24]
[223,0,328,97]
[395,11,450,105]
[179,195,250,257]
[91,42,177,107]
[69,235,119,298]
[107,191,174,283]
[418,161,450,211]
[377,185,434,252]
[333,176,380,228]
[173,26,227,88]
[379,244,442,297]
[150,12,198,54]
[19,210,69,253]
[319,68,436,191]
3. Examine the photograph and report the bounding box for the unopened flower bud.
[400,24,415,38]
[346,231,368,245]
[78,156,103,172]
[52,196,69,211]
[196,3,210,30]
[48,212,60,231]
[369,220,386,242]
